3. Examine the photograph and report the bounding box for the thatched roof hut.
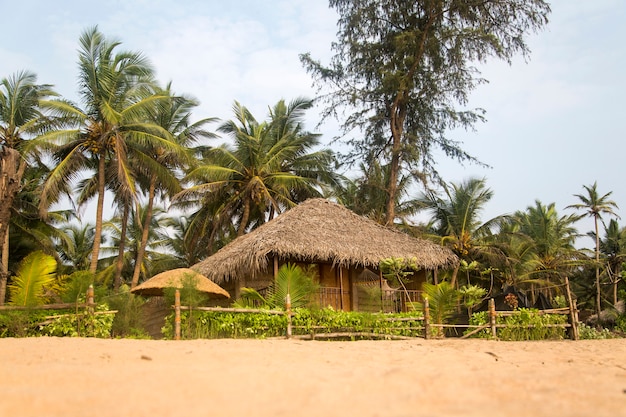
[193,199,457,284]
[130,268,230,298]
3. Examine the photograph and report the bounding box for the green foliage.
[162,307,424,340]
[0,310,50,337]
[459,284,487,309]
[107,287,148,338]
[8,251,57,306]
[466,309,568,340]
[162,310,288,339]
[552,295,567,309]
[38,304,114,338]
[380,257,417,287]
[235,264,319,310]
[614,314,626,334]
[59,270,95,303]
[578,323,614,340]
[0,305,114,338]
[419,282,459,325]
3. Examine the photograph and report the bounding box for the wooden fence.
[172,282,580,341]
[0,285,117,336]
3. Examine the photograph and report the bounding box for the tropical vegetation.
[0,6,625,340]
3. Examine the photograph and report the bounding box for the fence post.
[85,284,95,337]
[285,293,292,339]
[489,298,497,339]
[423,297,430,340]
[87,284,94,314]
[565,276,579,340]
[175,289,181,341]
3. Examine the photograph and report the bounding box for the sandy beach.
[1,337,625,417]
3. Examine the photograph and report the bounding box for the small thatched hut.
[192,198,457,311]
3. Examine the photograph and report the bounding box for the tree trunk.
[594,215,602,318]
[130,177,156,288]
[450,264,460,290]
[113,201,130,291]
[385,102,405,227]
[89,156,106,275]
[237,199,251,237]
[0,147,26,305]
[0,230,8,305]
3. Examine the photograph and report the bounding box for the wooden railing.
[317,287,343,310]
[316,286,423,313]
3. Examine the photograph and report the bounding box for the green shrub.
[0,310,50,337]
[162,310,288,339]
[162,307,425,340]
[38,304,114,338]
[107,289,148,338]
[465,308,567,340]
[616,314,626,334]
[578,323,614,340]
[0,305,114,338]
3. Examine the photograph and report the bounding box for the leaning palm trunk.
[0,231,9,305]
[237,199,251,237]
[594,215,601,318]
[0,148,26,304]
[89,156,106,274]
[114,202,130,291]
[131,178,156,288]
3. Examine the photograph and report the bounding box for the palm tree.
[38,26,175,276]
[0,70,61,304]
[56,222,95,273]
[129,84,215,288]
[176,98,335,247]
[597,219,626,305]
[568,182,619,317]
[417,177,504,288]
[513,200,582,291]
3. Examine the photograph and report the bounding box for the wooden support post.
[338,267,344,311]
[489,298,497,339]
[565,276,579,341]
[423,297,430,340]
[85,284,95,337]
[87,284,94,314]
[175,289,181,341]
[379,269,384,311]
[285,293,292,339]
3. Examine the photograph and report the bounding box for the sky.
[1,0,625,249]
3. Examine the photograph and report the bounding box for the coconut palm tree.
[567,182,619,317]
[176,98,335,246]
[128,84,215,288]
[0,70,62,304]
[597,219,626,306]
[56,222,95,273]
[37,26,176,276]
[514,200,582,288]
[417,177,504,288]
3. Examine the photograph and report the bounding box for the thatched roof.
[192,199,457,284]
[130,268,230,298]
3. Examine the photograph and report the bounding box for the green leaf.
[8,251,57,307]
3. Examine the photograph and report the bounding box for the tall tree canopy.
[301,0,550,225]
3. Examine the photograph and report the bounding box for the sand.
[1,337,625,417]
